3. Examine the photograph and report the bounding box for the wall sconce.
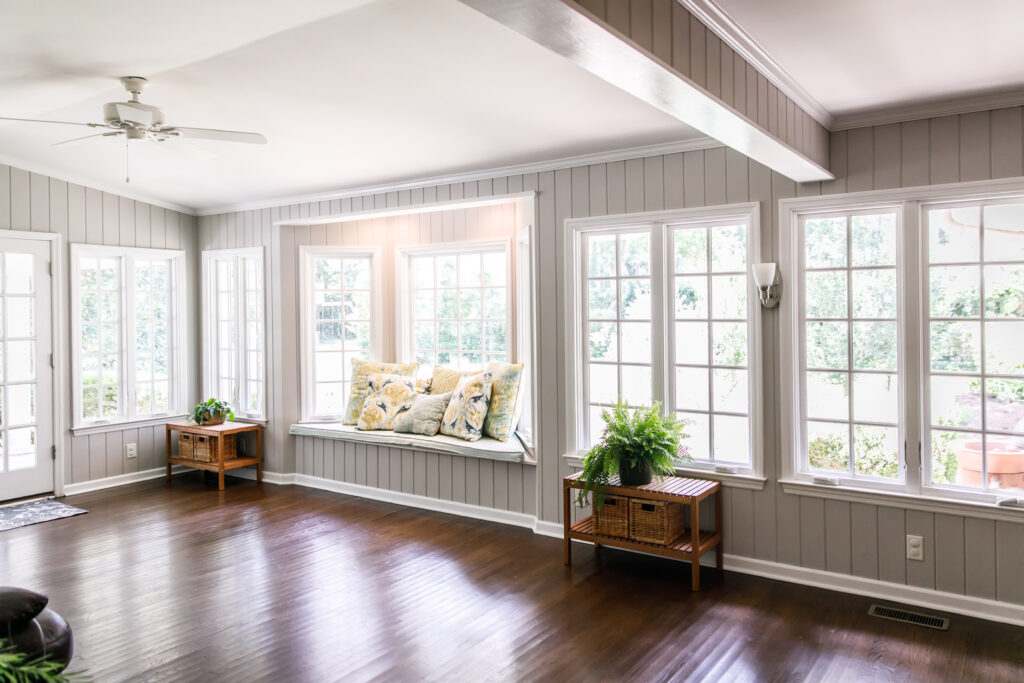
[752,263,781,308]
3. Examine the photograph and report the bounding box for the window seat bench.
[289,423,533,464]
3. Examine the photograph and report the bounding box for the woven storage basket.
[629,499,685,545]
[192,434,237,463]
[177,433,194,460]
[593,495,630,538]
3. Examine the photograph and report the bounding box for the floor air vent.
[868,604,949,630]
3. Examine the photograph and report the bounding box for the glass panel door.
[0,237,53,501]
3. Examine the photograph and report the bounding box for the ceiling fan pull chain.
[125,135,130,184]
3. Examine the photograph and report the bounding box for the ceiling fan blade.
[152,136,217,161]
[53,131,124,147]
[115,103,153,127]
[166,126,266,144]
[0,116,104,128]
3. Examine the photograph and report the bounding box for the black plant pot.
[619,460,652,486]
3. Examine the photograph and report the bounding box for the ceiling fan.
[0,76,267,181]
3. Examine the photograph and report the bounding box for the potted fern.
[576,401,690,509]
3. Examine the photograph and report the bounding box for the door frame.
[0,230,64,497]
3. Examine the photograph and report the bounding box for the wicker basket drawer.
[191,434,237,463]
[178,433,194,460]
[629,499,685,545]
[593,495,630,538]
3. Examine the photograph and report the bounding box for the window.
[71,245,187,428]
[566,204,762,476]
[924,201,1024,496]
[299,247,379,421]
[798,210,903,484]
[202,249,265,419]
[401,242,510,380]
[782,184,1024,507]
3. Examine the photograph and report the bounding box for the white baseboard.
[292,473,538,530]
[223,468,294,485]
[533,520,564,538]
[721,554,1024,628]
[62,466,191,496]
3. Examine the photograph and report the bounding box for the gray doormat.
[0,498,87,531]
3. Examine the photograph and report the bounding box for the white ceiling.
[714,0,1024,118]
[0,0,701,212]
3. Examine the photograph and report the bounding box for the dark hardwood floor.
[3,473,1022,681]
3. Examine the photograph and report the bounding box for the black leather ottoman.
[0,587,73,669]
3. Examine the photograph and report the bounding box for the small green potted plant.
[576,401,690,509]
[192,398,235,426]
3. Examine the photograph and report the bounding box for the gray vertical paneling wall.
[198,105,1024,606]
[0,164,199,486]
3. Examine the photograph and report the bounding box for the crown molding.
[0,152,196,216]
[831,89,1024,131]
[679,0,833,129]
[195,136,722,216]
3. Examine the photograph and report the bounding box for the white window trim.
[394,237,514,369]
[298,245,383,422]
[70,243,189,431]
[779,176,1024,514]
[201,247,267,420]
[563,202,764,481]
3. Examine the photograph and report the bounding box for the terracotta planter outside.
[956,440,1024,490]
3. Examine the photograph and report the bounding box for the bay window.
[565,204,763,479]
[71,244,188,428]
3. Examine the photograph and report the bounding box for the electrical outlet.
[125,442,137,459]
[906,534,924,561]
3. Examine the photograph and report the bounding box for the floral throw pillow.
[439,372,493,441]
[343,359,418,424]
[356,373,417,431]
[483,361,525,442]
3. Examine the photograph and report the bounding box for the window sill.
[779,479,1024,523]
[72,414,189,436]
[232,416,269,426]
[562,454,766,490]
[290,423,536,465]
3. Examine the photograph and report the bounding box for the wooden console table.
[563,471,722,590]
[165,420,262,491]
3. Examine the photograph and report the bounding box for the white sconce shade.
[751,262,781,308]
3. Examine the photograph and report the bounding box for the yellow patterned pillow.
[483,361,525,442]
[429,366,480,395]
[357,373,417,430]
[343,359,418,424]
[440,371,493,441]
[415,377,432,394]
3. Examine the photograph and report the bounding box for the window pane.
[853,373,898,424]
[713,415,750,464]
[412,257,434,289]
[984,378,1024,433]
[985,321,1024,376]
[673,228,706,273]
[675,367,709,411]
[7,384,34,426]
[711,274,747,319]
[588,364,618,405]
[620,365,652,406]
[675,322,708,365]
[711,225,746,272]
[438,256,457,287]
[6,253,33,294]
[853,321,897,371]
[459,253,481,286]
[983,203,1024,262]
[930,321,980,373]
[314,258,341,289]
[414,321,434,350]
[315,383,346,414]
[807,421,849,473]
[588,280,617,320]
[712,322,747,367]
[678,412,710,460]
[983,265,1024,317]
[589,322,617,361]
[343,259,370,289]
[929,207,979,263]
[620,279,651,319]
[930,430,976,487]
[437,289,457,318]
[806,322,848,370]
[482,252,506,286]
[805,217,847,268]
[620,322,651,363]
[852,269,897,318]
[853,425,899,479]
[986,436,1024,492]
[6,298,32,337]
[930,375,981,429]
[851,213,896,267]
[675,276,708,319]
[459,288,481,319]
[805,271,847,318]
[806,372,848,421]
[483,288,505,319]
[930,266,980,318]
[619,233,650,276]
[713,368,748,413]
[345,291,371,320]
[588,235,616,277]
